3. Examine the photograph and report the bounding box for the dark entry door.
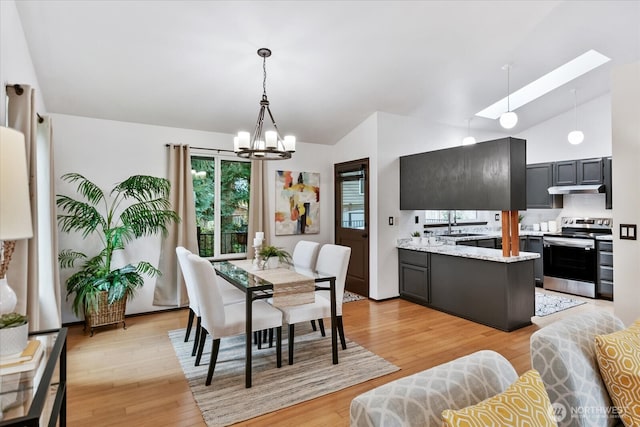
[334,158,369,297]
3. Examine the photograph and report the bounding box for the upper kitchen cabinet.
[526,163,563,209]
[553,158,604,186]
[578,158,604,184]
[400,137,526,211]
[553,160,578,185]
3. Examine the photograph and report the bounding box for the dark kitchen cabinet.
[597,240,613,300]
[456,238,499,248]
[577,158,604,185]
[553,160,578,185]
[604,157,612,209]
[398,249,430,304]
[400,137,526,211]
[526,236,544,286]
[526,163,563,209]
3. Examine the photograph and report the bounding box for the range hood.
[547,184,605,195]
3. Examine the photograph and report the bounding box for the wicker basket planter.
[85,291,126,336]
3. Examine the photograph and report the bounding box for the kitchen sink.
[441,232,484,237]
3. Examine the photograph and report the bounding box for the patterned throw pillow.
[594,319,640,427]
[441,369,558,427]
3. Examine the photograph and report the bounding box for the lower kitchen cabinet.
[398,248,535,331]
[398,249,430,304]
[597,240,613,300]
[526,236,544,287]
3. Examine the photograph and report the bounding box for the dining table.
[211,260,338,388]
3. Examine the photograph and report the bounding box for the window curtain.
[153,144,197,307]
[6,84,61,330]
[247,160,270,259]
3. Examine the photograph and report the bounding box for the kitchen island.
[397,241,539,331]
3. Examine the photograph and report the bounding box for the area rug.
[535,291,586,317]
[344,290,366,303]
[169,326,398,426]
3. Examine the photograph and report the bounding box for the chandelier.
[234,48,296,160]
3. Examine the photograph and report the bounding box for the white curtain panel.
[153,144,198,307]
[6,84,61,330]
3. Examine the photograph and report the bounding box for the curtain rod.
[165,144,235,154]
[9,85,44,123]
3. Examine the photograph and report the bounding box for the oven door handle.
[543,237,594,249]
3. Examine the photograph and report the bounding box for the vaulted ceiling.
[15,1,640,145]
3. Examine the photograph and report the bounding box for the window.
[424,210,477,223]
[191,155,251,258]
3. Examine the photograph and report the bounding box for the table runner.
[229,260,315,307]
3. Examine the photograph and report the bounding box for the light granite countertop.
[397,241,540,263]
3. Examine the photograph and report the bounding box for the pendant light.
[462,118,476,145]
[499,64,518,129]
[234,48,296,160]
[567,89,585,145]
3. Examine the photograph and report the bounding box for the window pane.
[220,160,251,254]
[424,210,477,223]
[191,157,215,257]
[340,179,365,230]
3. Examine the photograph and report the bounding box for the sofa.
[349,350,518,426]
[350,310,628,427]
[530,310,625,427]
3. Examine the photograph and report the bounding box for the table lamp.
[0,126,33,315]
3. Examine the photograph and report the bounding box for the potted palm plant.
[57,173,179,335]
[258,245,291,269]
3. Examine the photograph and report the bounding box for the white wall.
[0,0,46,125]
[611,62,640,326]
[517,94,612,164]
[52,113,333,323]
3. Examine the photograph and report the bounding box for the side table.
[0,328,67,427]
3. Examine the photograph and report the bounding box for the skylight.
[475,49,611,120]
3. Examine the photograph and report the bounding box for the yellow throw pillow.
[594,319,640,427]
[441,369,557,427]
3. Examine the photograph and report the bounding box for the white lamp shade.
[283,135,296,152]
[233,136,240,152]
[568,130,585,145]
[237,131,250,149]
[265,131,277,149]
[462,136,477,146]
[499,111,518,129]
[0,127,33,240]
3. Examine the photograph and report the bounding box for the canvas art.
[275,171,320,235]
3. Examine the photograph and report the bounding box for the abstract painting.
[275,171,320,235]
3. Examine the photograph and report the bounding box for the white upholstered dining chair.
[186,253,284,386]
[276,243,351,364]
[292,240,320,270]
[176,247,244,363]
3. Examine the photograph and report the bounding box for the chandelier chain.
[262,56,267,98]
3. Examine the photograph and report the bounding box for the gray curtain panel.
[247,160,270,259]
[154,144,198,307]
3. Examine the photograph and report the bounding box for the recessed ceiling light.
[475,49,611,120]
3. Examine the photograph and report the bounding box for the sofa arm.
[530,310,624,427]
[349,350,517,427]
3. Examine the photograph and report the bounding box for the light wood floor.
[66,290,612,426]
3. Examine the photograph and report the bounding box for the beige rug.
[169,326,399,426]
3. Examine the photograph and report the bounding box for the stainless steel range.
[543,217,612,298]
